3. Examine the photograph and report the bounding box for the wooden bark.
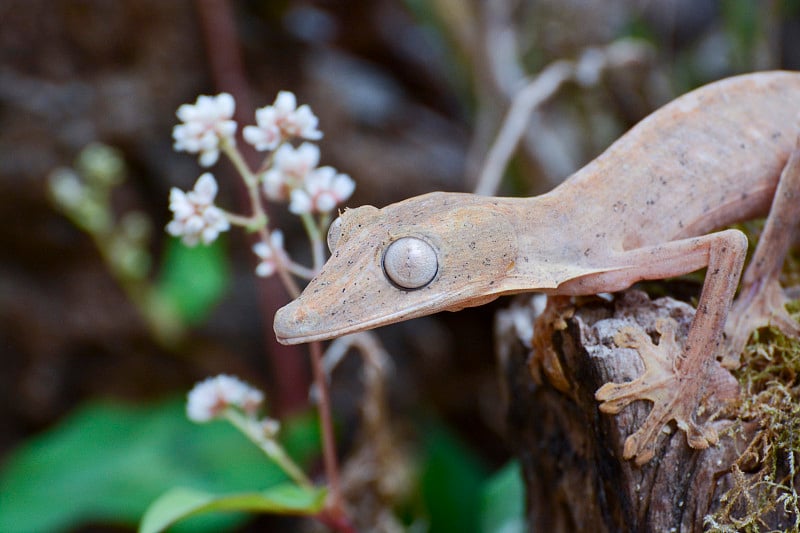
[496,289,795,532]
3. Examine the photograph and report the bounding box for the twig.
[320,331,396,527]
[473,39,652,196]
[463,0,525,189]
[473,60,572,196]
[323,331,393,380]
[328,332,393,433]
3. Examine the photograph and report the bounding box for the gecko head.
[273,192,521,344]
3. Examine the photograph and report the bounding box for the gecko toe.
[598,320,727,465]
[681,419,717,449]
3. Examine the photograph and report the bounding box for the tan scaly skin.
[274,71,800,465]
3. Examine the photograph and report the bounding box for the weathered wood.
[496,290,791,532]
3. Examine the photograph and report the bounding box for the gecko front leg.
[598,318,721,463]
[723,134,800,367]
[585,228,747,464]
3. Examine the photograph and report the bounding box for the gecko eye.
[327,216,342,253]
[382,237,438,289]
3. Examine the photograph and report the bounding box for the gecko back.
[553,71,800,249]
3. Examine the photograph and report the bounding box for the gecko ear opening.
[382,237,438,289]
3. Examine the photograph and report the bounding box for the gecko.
[274,71,800,465]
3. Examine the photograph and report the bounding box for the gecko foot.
[595,318,720,465]
[530,296,574,392]
[723,280,800,369]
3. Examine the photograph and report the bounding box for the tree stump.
[496,289,798,532]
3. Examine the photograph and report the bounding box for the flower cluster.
[186,375,304,485]
[243,91,322,150]
[186,374,265,423]
[172,93,236,167]
[263,143,355,214]
[263,143,320,201]
[166,173,230,246]
[289,165,355,215]
[168,90,355,279]
[168,92,359,500]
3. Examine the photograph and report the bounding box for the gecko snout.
[273,299,323,345]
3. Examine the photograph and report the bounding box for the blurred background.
[1,0,798,531]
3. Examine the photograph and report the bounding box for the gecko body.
[275,71,800,464]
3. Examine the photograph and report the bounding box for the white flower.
[243,91,322,151]
[252,231,286,278]
[186,374,265,423]
[289,166,355,214]
[262,142,320,201]
[260,418,281,439]
[166,173,230,246]
[243,113,280,151]
[172,93,237,167]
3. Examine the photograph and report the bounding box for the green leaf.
[419,422,489,533]
[140,484,326,533]
[279,411,322,468]
[156,238,229,324]
[479,462,525,533]
[0,399,312,533]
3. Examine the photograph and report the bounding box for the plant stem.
[78,212,184,348]
[223,141,301,297]
[317,508,357,533]
[286,261,316,280]
[310,340,344,514]
[222,210,263,229]
[224,139,259,187]
[225,409,313,488]
[296,207,345,513]
[300,212,325,270]
[223,140,345,522]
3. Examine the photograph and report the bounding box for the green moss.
[704,221,800,531]
[707,323,800,531]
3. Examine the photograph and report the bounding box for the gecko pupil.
[382,237,438,289]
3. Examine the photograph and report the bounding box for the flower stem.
[309,340,344,514]
[221,138,344,521]
[222,141,301,297]
[71,205,184,348]
[221,209,264,230]
[224,139,258,187]
[286,260,316,280]
[225,409,313,488]
[300,212,325,271]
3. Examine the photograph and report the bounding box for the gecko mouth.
[274,299,403,345]
[274,322,367,345]
[273,289,467,345]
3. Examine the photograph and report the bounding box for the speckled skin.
[274,71,800,464]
